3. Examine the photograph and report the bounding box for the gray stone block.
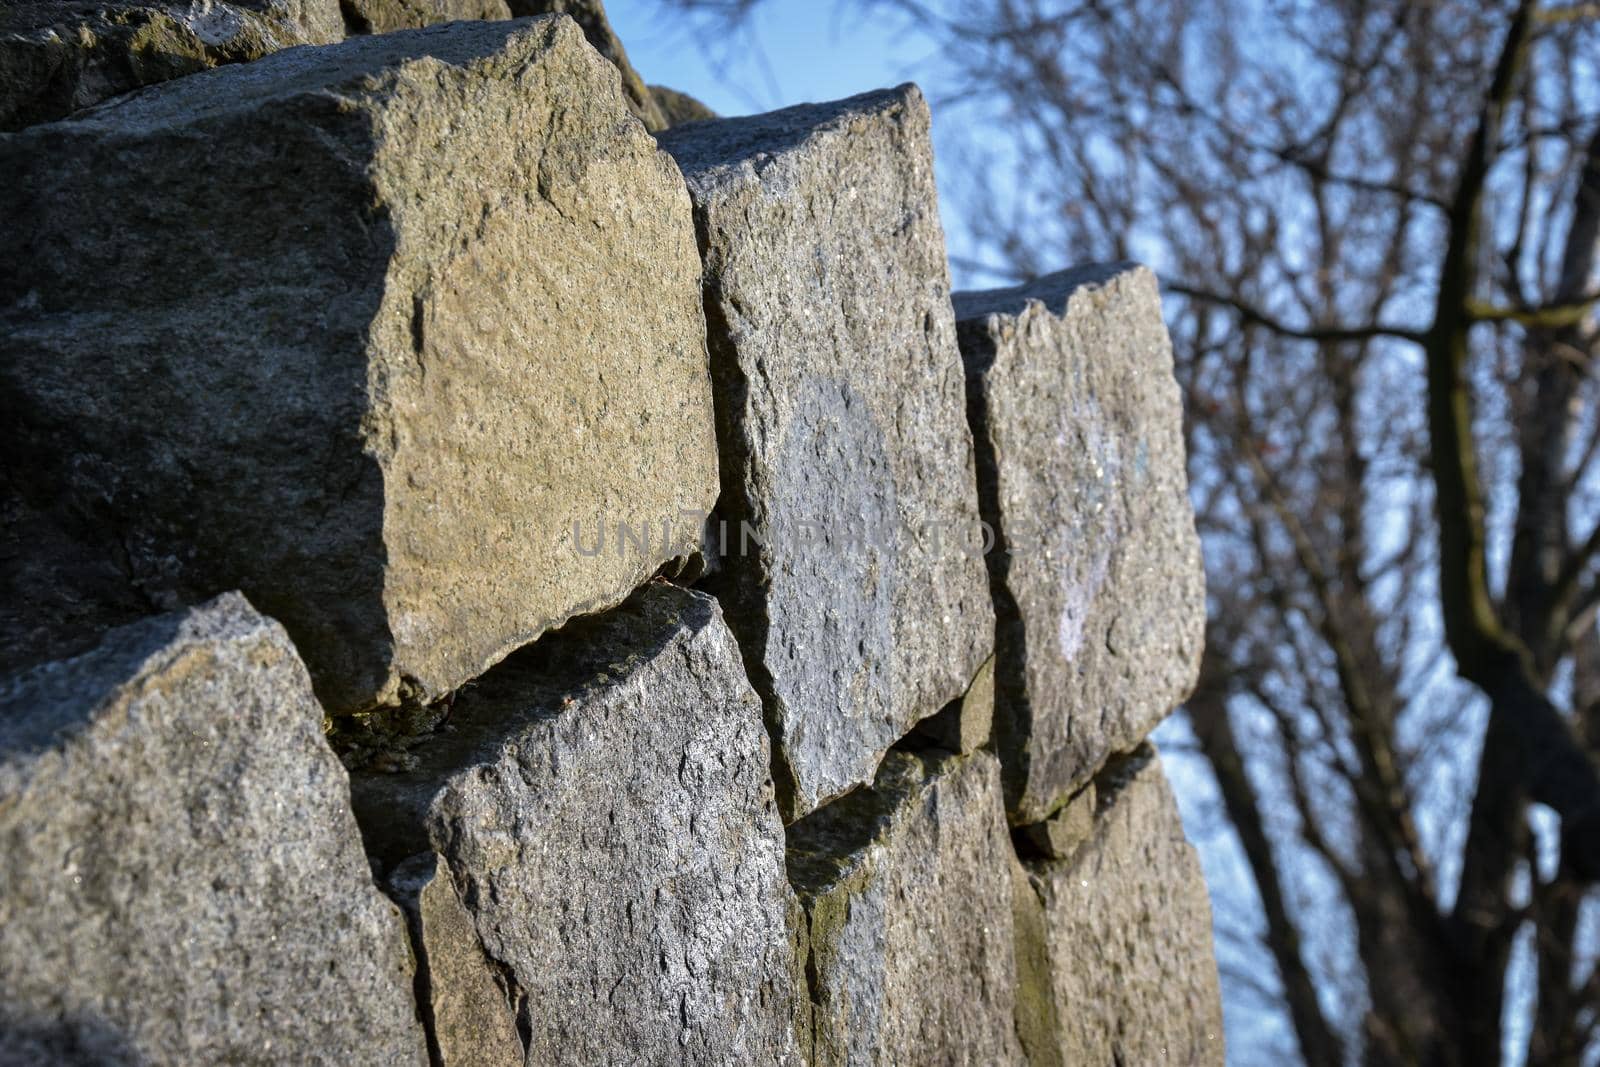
[787,749,1023,1066]
[1013,747,1224,1066]
[342,0,513,34]
[508,0,666,129]
[955,263,1205,822]
[0,18,718,714]
[0,0,343,130]
[0,594,427,1066]
[386,853,524,1067]
[351,583,801,1065]
[659,87,995,820]
[651,83,716,127]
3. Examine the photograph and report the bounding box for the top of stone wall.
[0,6,1222,1058]
[2,16,718,713]
[0,0,344,130]
[659,84,995,821]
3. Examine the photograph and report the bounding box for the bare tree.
[651,0,1600,1063]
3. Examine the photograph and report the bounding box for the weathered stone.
[0,484,155,687]
[0,0,342,130]
[787,749,1023,1066]
[386,853,524,1067]
[0,594,427,1065]
[955,263,1205,822]
[908,652,994,754]
[651,83,716,126]
[341,0,512,34]
[659,88,995,821]
[1013,747,1224,1066]
[247,0,680,134]
[508,0,666,129]
[0,18,718,714]
[350,583,801,1065]
[1017,781,1095,860]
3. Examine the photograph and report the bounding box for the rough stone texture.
[787,749,1023,1066]
[341,0,512,33]
[332,0,704,132]
[651,83,716,126]
[0,594,426,1066]
[908,652,994,755]
[659,88,995,821]
[0,0,343,130]
[955,263,1205,822]
[508,0,666,129]
[0,18,718,714]
[350,583,801,1065]
[1017,781,1095,861]
[387,853,524,1067]
[1014,747,1224,1067]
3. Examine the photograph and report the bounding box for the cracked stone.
[787,748,1023,1066]
[908,652,995,755]
[1017,782,1095,861]
[0,594,426,1065]
[386,852,525,1067]
[659,87,995,821]
[1012,747,1224,1066]
[350,583,801,1065]
[0,18,718,714]
[955,263,1205,822]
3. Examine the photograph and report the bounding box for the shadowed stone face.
[0,18,718,713]
[787,748,1024,1066]
[659,86,996,821]
[350,584,801,1066]
[956,263,1205,823]
[0,0,344,130]
[0,594,427,1065]
[1012,749,1224,1066]
[340,0,512,34]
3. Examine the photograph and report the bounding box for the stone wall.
[0,5,1223,1064]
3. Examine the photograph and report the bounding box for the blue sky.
[605,2,1003,285]
[606,2,936,117]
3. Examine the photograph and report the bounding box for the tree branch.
[1466,296,1599,328]
[1536,3,1600,22]
[1188,660,1347,1067]
[1168,284,1428,345]
[1425,0,1600,872]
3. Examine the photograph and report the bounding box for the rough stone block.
[0,18,718,714]
[350,583,801,1065]
[342,0,513,34]
[386,853,525,1067]
[0,0,343,130]
[955,263,1205,822]
[1012,747,1224,1066]
[509,0,666,129]
[787,749,1023,1066]
[0,594,426,1065]
[651,83,716,126]
[659,88,995,820]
